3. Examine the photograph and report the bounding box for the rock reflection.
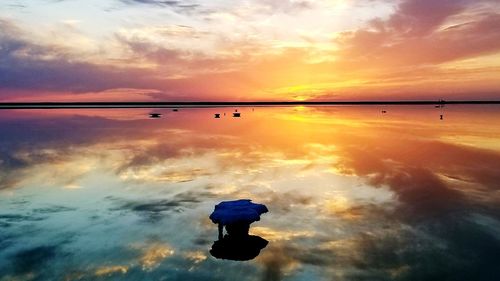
[209,199,269,261]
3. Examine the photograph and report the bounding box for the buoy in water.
[149,113,162,118]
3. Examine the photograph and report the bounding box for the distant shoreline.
[1,101,500,109]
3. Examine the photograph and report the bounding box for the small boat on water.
[149,113,162,118]
[233,112,241,117]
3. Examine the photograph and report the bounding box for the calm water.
[1,106,499,281]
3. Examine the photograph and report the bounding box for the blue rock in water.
[209,199,268,225]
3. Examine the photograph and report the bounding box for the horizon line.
[1,100,500,109]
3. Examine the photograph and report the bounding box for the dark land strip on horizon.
[1,101,500,109]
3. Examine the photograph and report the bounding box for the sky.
[0,0,500,101]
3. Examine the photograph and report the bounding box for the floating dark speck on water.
[440,114,444,120]
[381,110,387,113]
[173,109,179,112]
[214,113,221,118]
[149,113,162,118]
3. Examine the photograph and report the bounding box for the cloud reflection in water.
[0,106,499,280]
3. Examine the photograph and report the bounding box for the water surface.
[1,106,499,280]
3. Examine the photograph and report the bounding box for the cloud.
[118,0,201,14]
[137,243,175,271]
[109,190,214,222]
[335,0,500,69]
[0,114,150,189]
[252,0,315,14]
[0,19,172,94]
[0,18,263,100]
[32,205,77,214]
[334,135,500,220]
[346,219,500,281]
[118,0,313,15]
[0,214,46,226]
[94,265,129,276]
[9,245,60,275]
[255,217,500,281]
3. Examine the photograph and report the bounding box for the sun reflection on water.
[0,105,499,280]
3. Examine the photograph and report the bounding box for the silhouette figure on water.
[209,199,269,261]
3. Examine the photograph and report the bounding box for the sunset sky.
[1,0,500,101]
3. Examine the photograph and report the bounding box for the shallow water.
[1,105,499,280]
